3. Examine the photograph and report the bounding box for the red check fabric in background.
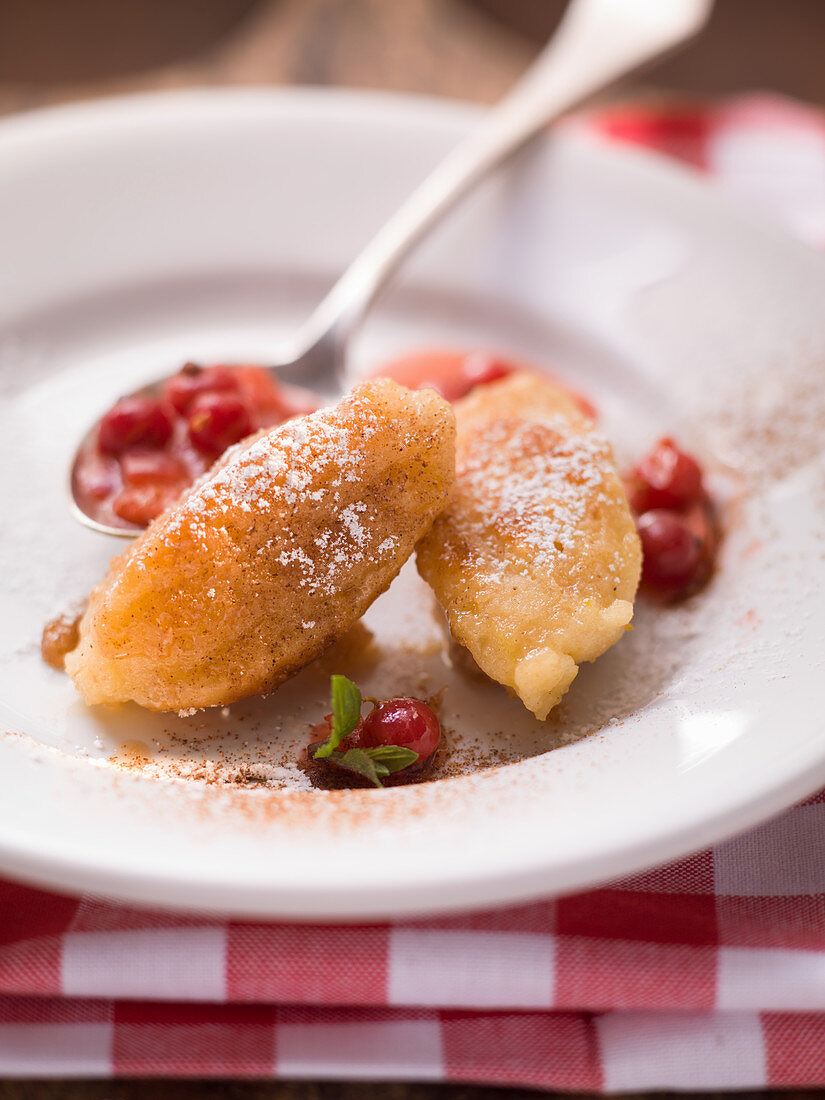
[4,94,825,1087]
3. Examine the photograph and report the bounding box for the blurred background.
[1,0,825,116]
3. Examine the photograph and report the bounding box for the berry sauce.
[370,348,597,416]
[73,363,318,531]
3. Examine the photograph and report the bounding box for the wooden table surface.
[0,1,821,1097]
[0,0,536,118]
[2,1084,819,1100]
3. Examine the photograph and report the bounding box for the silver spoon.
[71,0,711,536]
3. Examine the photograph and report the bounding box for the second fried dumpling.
[66,379,455,712]
[416,372,641,720]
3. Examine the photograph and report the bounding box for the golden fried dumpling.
[416,372,641,720]
[66,379,455,712]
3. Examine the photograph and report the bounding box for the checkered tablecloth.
[4,94,825,1086]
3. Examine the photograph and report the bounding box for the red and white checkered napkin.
[5,94,825,1087]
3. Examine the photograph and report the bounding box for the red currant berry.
[629,437,704,513]
[638,509,702,590]
[361,698,441,760]
[112,484,181,527]
[74,452,118,501]
[186,392,254,458]
[97,396,173,456]
[164,363,241,415]
[683,500,716,557]
[120,450,187,487]
[231,365,294,426]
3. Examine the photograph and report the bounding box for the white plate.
[2,88,825,919]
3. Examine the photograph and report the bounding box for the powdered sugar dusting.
[153,388,408,598]
[452,414,614,581]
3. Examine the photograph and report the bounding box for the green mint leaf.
[364,745,419,773]
[328,747,387,788]
[314,675,362,759]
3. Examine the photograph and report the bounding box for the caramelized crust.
[416,372,641,719]
[66,379,455,712]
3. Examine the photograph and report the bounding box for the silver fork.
[71,0,711,535]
